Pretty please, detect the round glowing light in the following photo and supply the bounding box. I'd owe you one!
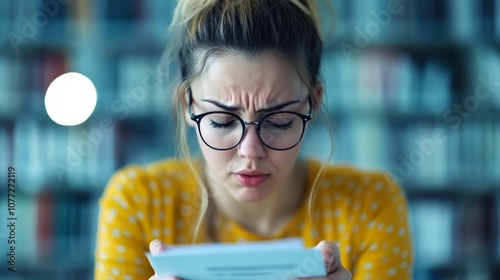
[45,72,97,126]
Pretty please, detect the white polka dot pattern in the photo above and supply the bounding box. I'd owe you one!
[94,159,413,279]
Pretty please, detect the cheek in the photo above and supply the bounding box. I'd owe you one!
[264,148,301,180]
[198,137,233,170]
[271,145,301,165]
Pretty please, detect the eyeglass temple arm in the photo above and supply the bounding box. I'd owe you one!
[307,96,313,116]
[187,88,195,116]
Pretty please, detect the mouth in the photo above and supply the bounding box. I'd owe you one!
[233,170,270,187]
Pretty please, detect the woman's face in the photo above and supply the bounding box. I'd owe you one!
[188,53,314,203]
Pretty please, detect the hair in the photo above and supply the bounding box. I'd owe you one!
[163,0,336,243]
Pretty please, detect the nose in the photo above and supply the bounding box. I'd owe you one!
[237,125,266,159]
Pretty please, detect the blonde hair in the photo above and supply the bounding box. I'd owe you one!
[164,0,335,243]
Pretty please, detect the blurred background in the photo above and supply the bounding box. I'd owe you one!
[0,0,499,279]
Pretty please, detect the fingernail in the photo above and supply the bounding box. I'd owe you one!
[324,252,334,266]
[156,244,166,253]
[151,240,165,254]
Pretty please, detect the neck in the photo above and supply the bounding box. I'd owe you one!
[206,159,307,237]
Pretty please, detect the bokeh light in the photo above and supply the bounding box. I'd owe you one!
[44,72,97,126]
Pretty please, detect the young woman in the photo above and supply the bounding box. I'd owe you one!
[95,1,413,279]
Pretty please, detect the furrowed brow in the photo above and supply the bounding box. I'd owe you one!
[201,99,301,113]
[256,100,301,113]
[201,99,240,111]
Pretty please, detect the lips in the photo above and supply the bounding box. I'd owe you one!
[234,170,270,187]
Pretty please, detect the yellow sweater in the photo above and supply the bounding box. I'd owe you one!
[95,158,413,279]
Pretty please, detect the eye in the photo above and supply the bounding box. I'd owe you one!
[209,120,234,128]
[264,116,294,131]
[269,120,293,131]
[208,117,238,129]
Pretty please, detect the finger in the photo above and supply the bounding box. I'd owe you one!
[295,267,351,280]
[163,276,182,280]
[314,241,343,273]
[149,274,182,280]
[149,239,167,255]
[333,268,352,279]
[149,241,180,279]
[314,241,334,269]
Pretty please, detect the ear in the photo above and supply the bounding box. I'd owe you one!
[184,88,196,128]
[311,82,324,112]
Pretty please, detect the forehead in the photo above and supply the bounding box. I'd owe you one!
[191,52,307,101]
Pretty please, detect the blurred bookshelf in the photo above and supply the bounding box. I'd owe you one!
[0,0,499,279]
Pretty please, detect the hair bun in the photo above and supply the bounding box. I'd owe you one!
[171,0,218,26]
[171,0,325,37]
[290,0,322,34]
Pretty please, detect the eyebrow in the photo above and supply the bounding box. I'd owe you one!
[200,99,301,113]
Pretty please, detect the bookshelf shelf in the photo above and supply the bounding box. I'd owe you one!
[10,107,500,125]
[405,185,500,198]
[327,37,500,52]
[1,0,499,279]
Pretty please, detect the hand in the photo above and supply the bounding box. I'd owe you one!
[298,241,352,280]
[148,239,182,280]
[147,239,351,280]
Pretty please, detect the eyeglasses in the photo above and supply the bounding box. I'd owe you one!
[188,94,312,151]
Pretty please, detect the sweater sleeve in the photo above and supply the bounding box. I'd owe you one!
[352,174,414,280]
[94,167,155,280]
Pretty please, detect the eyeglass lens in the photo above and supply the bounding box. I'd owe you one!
[198,112,304,150]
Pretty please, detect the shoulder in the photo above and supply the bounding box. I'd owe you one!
[306,158,405,200]
[108,158,194,184]
[101,158,198,199]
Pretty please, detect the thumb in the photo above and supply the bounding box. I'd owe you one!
[149,239,167,255]
[315,240,342,272]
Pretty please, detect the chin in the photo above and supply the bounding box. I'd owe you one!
[232,187,272,203]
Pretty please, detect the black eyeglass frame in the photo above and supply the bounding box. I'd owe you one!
[188,92,313,151]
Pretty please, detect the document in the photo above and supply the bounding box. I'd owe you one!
[146,238,327,280]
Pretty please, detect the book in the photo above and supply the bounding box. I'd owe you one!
[37,191,54,260]
[411,199,455,268]
[497,191,500,260]
[0,126,8,170]
[496,0,500,39]
[117,56,157,117]
[13,118,45,194]
[0,57,11,117]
